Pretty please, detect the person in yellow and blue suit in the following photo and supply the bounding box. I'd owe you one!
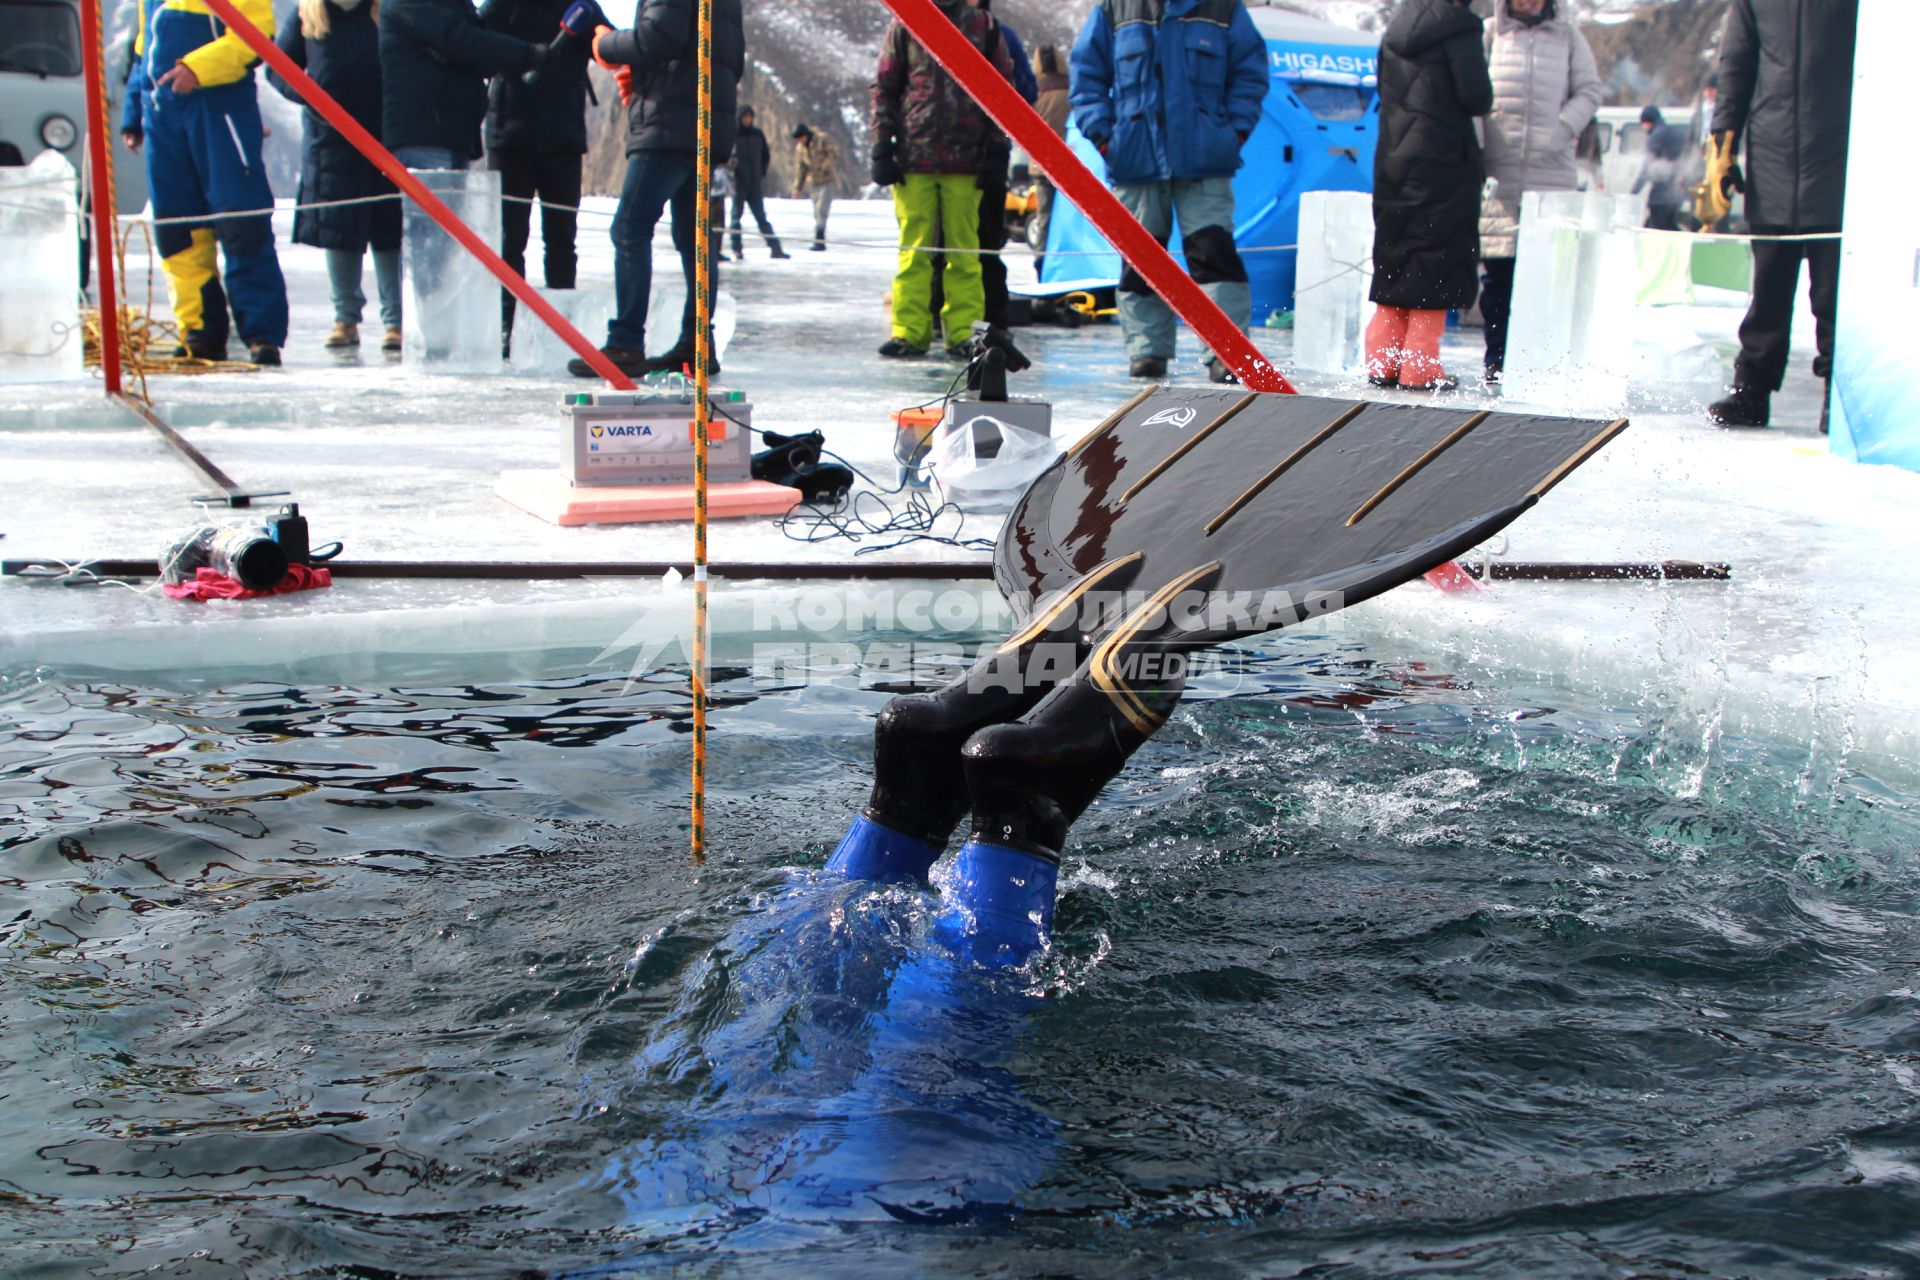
[121,0,290,364]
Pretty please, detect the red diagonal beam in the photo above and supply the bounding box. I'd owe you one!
[196,0,636,389]
[81,0,123,394]
[876,0,1292,393]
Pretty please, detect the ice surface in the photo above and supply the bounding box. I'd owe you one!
[1291,191,1373,378]
[3,195,1918,786]
[0,152,84,384]
[404,169,504,372]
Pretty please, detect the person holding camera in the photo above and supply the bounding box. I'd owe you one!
[379,0,551,170]
[869,0,1016,359]
[480,0,605,342]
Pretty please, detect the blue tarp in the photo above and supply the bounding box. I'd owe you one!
[1038,16,1380,323]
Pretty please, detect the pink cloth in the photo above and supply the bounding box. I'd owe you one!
[162,563,333,601]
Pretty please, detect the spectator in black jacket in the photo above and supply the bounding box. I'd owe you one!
[481,0,602,345]
[1364,0,1492,392]
[379,0,547,169]
[1704,0,1857,430]
[270,0,403,354]
[728,107,786,260]
[1633,105,1687,231]
[570,0,744,378]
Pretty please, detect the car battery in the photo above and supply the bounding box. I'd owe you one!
[564,383,753,486]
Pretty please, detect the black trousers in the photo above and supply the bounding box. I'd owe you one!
[1478,256,1515,375]
[1645,203,1681,232]
[729,188,778,255]
[929,183,1010,330]
[492,148,583,331]
[1737,226,1841,391]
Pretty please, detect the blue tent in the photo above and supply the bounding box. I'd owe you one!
[1035,9,1379,323]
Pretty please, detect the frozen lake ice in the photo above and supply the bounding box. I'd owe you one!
[2,195,1916,784]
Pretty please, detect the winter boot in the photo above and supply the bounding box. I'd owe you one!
[878,337,925,358]
[1128,356,1168,379]
[770,238,790,259]
[1820,378,1831,436]
[381,327,403,354]
[172,331,228,362]
[730,231,744,259]
[1707,383,1770,428]
[247,342,282,367]
[323,322,359,349]
[568,345,650,378]
[810,223,827,251]
[645,333,719,376]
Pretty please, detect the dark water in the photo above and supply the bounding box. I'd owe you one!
[2,636,1918,1279]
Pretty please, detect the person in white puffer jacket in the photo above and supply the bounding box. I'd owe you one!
[1476,0,1601,383]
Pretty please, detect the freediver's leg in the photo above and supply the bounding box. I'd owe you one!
[941,562,1224,966]
[828,554,1145,883]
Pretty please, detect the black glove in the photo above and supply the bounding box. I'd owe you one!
[1722,161,1745,197]
[870,145,903,188]
[522,40,553,81]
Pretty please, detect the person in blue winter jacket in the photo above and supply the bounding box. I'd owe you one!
[121,0,290,365]
[1070,0,1266,382]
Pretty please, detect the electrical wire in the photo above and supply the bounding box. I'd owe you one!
[705,386,1000,557]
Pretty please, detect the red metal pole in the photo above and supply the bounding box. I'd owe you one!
[79,0,123,395]
[195,0,637,389]
[874,0,1292,394]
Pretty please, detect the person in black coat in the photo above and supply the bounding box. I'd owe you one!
[271,0,404,353]
[727,106,786,260]
[1704,0,1857,430]
[1365,0,1493,392]
[378,0,546,167]
[480,0,602,346]
[569,0,744,377]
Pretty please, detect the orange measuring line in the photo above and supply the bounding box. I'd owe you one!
[195,0,636,390]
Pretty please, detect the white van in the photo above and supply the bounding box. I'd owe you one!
[1,0,150,281]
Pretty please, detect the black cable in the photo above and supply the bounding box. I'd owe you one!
[706,399,996,556]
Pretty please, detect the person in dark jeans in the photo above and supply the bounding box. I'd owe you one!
[1704,0,1856,430]
[571,0,743,378]
[728,106,786,259]
[481,0,603,346]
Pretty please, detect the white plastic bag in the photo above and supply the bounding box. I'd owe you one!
[926,415,1062,512]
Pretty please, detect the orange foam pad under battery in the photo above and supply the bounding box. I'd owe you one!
[495,470,803,527]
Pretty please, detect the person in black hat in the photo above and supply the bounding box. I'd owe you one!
[1633,105,1687,231]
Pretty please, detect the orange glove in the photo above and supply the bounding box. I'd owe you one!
[591,25,634,104]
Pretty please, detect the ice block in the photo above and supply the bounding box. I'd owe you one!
[1503,191,1642,412]
[507,287,612,370]
[0,152,84,384]
[403,168,504,372]
[1291,190,1374,378]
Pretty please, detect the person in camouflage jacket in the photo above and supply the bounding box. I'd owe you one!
[869,0,1015,356]
[791,123,839,250]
